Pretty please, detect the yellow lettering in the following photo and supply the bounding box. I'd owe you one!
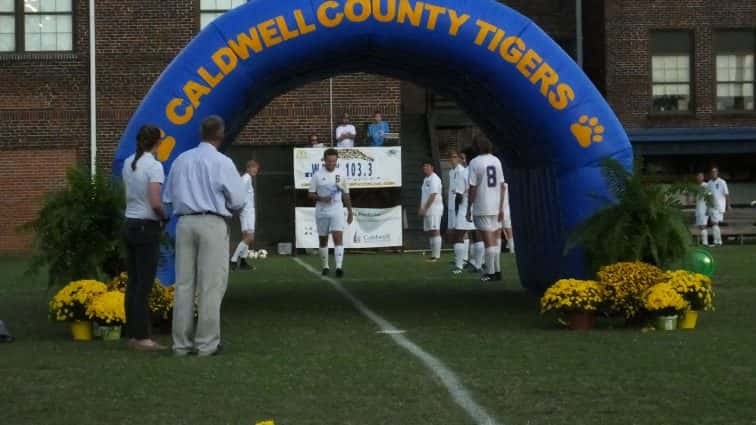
[212,47,238,75]
[156,136,176,162]
[397,0,424,27]
[275,15,300,41]
[530,62,559,97]
[228,28,263,60]
[345,0,371,22]
[166,98,194,125]
[293,9,316,34]
[183,80,211,108]
[317,1,344,28]
[447,9,469,36]
[198,66,223,88]
[474,19,497,46]
[488,29,505,52]
[258,18,282,47]
[500,36,525,63]
[516,49,542,79]
[372,0,396,23]
[549,83,575,110]
[423,4,446,30]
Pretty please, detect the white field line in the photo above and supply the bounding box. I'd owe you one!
[293,257,502,425]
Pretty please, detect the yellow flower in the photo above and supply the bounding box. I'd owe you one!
[86,291,126,325]
[643,282,688,315]
[598,262,666,319]
[664,270,714,311]
[540,279,605,314]
[49,280,108,322]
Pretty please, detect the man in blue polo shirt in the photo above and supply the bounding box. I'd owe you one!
[367,111,390,146]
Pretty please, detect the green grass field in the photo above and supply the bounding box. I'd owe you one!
[1,247,755,425]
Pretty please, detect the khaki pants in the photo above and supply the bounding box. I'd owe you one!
[172,215,229,355]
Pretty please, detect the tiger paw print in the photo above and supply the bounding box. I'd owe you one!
[571,115,605,148]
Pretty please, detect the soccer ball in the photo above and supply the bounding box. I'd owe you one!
[247,250,259,260]
[258,249,268,259]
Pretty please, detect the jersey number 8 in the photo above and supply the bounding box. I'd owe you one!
[486,166,497,188]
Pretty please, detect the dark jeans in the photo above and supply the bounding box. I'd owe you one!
[123,218,162,340]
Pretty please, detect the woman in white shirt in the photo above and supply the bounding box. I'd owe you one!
[122,125,169,351]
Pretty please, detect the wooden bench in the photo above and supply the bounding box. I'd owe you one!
[684,208,756,245]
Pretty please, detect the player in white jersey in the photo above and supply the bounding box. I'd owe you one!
[309,148,353,277]
[420,160,444,262]
[230,160,260,270]
[450,149,477,274]
[707,167,730,246]
[466,138,507,282]
[694,172,710,246]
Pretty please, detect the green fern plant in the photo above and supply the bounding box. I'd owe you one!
[566,158,706,274]
[21,167,125,287]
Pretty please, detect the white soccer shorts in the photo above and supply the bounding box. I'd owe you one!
[454,209,476,231]
[474,215,501,232]
[695,212,708,227]
[423,215,442,232]
[447,208,457,230]
[316,212,346,236]
[708,209,724,224]
[240,207,256,233]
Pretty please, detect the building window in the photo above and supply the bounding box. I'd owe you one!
[650,31,692,113]
[200,0,245,30]
[0,0,73,52]
[715,31,755,112]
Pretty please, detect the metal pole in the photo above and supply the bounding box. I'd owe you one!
[89,0,97,175]
[576,0,584,68]
[329,77,334,146]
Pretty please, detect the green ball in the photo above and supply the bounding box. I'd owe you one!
[686,248,716,277]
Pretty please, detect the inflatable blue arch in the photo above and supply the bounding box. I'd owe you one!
[113,0,633,292]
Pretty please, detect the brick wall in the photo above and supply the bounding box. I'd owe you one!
[603,0,756,129]
[0,148,78,252]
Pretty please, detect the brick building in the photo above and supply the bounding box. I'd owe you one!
[1,0,755,252]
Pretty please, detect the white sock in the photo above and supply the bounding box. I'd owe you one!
[474,241,485,269]
[463,238,470,262]
[507,237,515,254]
[494,245,501,273]
[485,247,497,275]
[320,247,329,270]
[712,225,722,245]
[335,245,345,269]
[453,243,466,269]
[231,241,248,262]
[700,229,708,246]
[431,236,442,259]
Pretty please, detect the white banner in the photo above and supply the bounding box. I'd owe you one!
[293,147,402,189]
[295,206,403,249]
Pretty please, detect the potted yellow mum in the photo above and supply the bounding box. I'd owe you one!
[49,280,108,341]
[643,282,689,331]
[666,270,714,329]
[540,279,605,330]
[86,291,126,341]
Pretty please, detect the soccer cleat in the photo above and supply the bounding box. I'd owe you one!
[322,268,330,276]
[335,268,344,278]
[452,268,463,275]
[480,274,496,283]
[229,261,238,271]
[426,257,439,263]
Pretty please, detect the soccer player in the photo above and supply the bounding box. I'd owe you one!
[419,160,444,262]
[466,138,507,282]
[451,149,477,274]
[309,148,353,277]
[230,160,260,270]
[707,167,730,246]
[695,172,710,246]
